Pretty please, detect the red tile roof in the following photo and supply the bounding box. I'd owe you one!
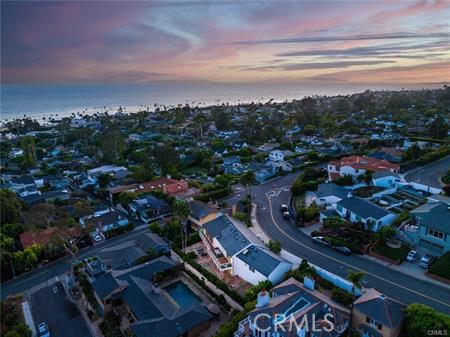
[333,155,399,172]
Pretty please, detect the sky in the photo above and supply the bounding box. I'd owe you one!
[1,0,449,85]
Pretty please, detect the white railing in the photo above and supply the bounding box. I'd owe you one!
[199,231,232,271]
[234,317,249,337]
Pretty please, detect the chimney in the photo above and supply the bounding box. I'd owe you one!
[256,288,270,308]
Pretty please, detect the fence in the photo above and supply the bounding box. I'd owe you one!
[184,263,243,311]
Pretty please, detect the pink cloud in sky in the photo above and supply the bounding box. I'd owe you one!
[1,0,449,84]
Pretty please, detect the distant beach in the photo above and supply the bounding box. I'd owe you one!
[0,82,442,122]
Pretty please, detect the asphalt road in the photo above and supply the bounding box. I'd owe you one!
[1,225,150,300]
[30,282,92,337]
[249,173,450,314]
[404,155,450,188]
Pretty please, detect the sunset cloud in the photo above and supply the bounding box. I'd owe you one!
[1,0,449,84]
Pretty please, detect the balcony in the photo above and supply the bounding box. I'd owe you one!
[199,230,232,271]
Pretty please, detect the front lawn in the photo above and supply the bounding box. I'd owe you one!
[429,252,450,280]
[372,242,410,263]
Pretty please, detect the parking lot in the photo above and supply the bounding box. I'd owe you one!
[30,282,92,337]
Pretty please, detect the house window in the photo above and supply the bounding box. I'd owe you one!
[366,316,382,330]
[427,228,446,241]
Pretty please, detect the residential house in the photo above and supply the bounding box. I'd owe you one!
[269,150,285,162]
[372,171,403,189]
[95,232,171,270]
[87,165,129,179]
[235,277,350,337]
[109,177,199,198]
[43,189,71,202]
[336,197,397,231]
[129,195,170,223]
[314,183,350,208]
[352,288,404,337]
[89,256,213,337]
[188,200,221,227]
[328,156,399,181]
[410,202,450,255]
[5,175,39,197]
[81,210,129,233]
[200,215,292,285]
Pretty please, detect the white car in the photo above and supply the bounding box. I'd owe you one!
[92,234,102,242]
[406,250,418,262]
[38,322,50,337]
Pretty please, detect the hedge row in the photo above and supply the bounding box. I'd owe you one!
[214,301,256,337]
[194,187,230,202]
[185,269,231,311]
[104,223,134,239]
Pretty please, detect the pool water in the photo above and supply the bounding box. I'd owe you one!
[165,281,202,307]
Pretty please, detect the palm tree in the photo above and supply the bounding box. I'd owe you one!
[347,270,365,296]
[173,199,191,251]
[240,170,256,224]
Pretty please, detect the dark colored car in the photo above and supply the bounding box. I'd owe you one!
[332,245,352,255]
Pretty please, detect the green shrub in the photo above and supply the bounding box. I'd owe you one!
[214,301,256,337]
[428,252,450,280]
[318,277,334,290]
[331,287,353,306]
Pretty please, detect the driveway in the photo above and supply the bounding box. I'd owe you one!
[248,173,450,314]
[30,282,92,337]
[404,155,450,188]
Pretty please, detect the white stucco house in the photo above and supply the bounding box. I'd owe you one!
[269,150,285,162]
[372,170,404,188]
[336,196,397,231]
[199,215,292,285]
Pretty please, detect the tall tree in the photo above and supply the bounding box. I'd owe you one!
[0,190,22,224]
[100,123,125,162]
[404,303,450,337]
[240,170,256,224]
[428,115,448,139]
[172,199,191,251]
[20,136,37,167]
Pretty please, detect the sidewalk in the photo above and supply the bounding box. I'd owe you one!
[359,253,450,290]
[250,203,270,244]
[298,225,450,290]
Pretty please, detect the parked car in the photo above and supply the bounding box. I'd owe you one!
[406,250,418,262]
[91,234,102,242]
[419,254,436,268]
[312,236,330,247]
[332,245,352,255]
[38,322,50,337]
[280,204,288,212]
[282,211,290,219]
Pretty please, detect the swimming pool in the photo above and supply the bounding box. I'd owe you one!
[165,281,202,307]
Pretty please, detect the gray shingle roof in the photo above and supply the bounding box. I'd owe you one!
[189,200,217,220]
[237,245,289,277]
[92,272,121,300]
[317,183,349,199]
[203,216,251,256]
[372,170,401,179]
[411,202,450,233]
[114,255,176,284]
[354,291,404,329]
[337,196,392,220]
[131,306,212,337]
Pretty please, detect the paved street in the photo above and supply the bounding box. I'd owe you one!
[404,155,450,188]
[248,173,450,314]
[1,225,149,300]
[30,282,92,337]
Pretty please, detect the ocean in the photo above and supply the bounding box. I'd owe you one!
[0,82,439,122]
